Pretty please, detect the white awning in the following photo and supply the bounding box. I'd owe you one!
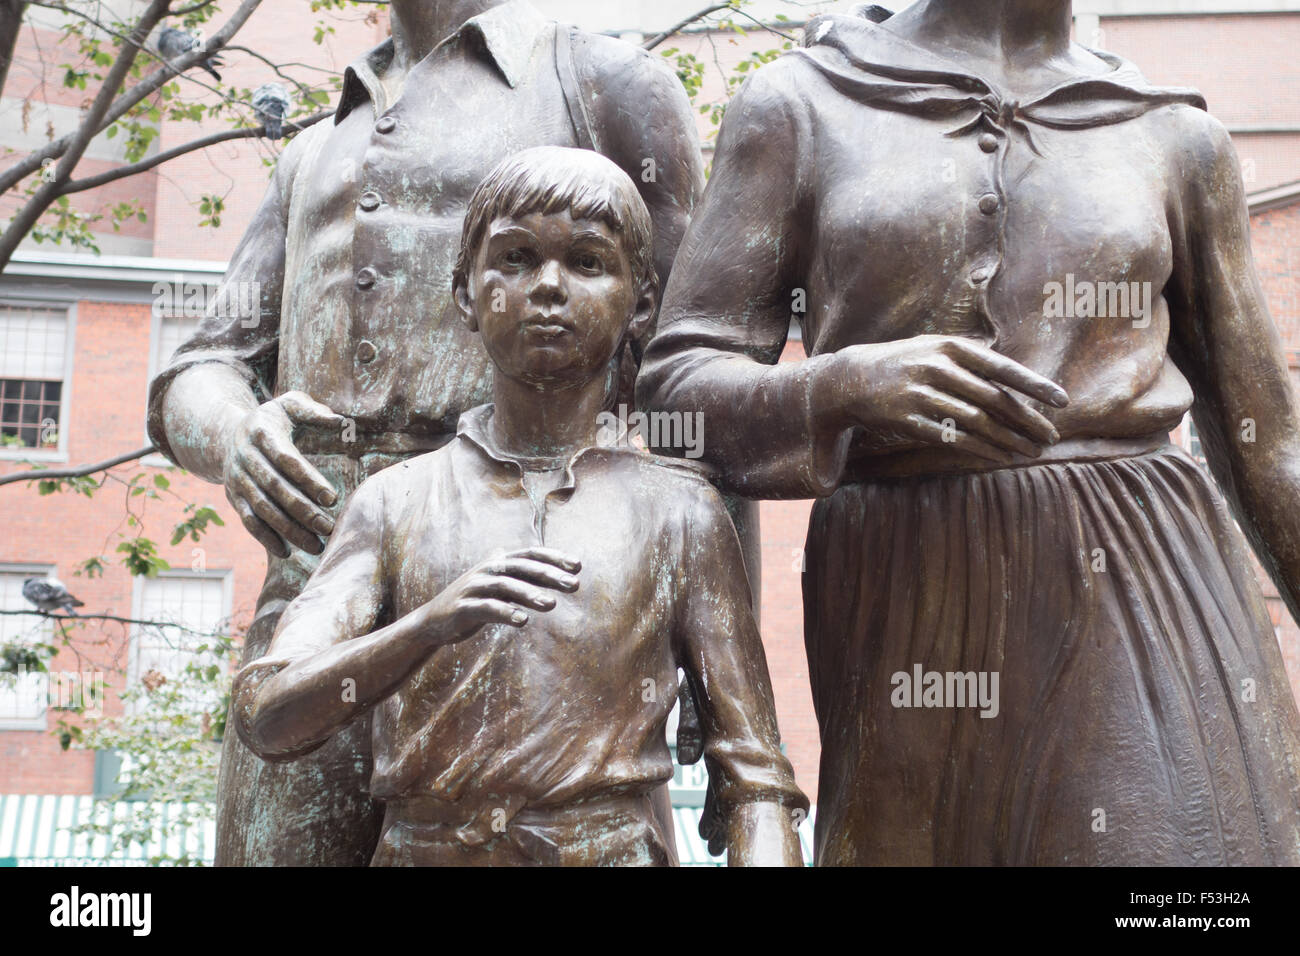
[0,794,214,866]
[0,795,814,866]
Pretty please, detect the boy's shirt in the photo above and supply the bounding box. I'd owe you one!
[232,404,807,841]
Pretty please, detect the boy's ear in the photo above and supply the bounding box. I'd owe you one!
[453,275,478,333]
[625,282,657,348]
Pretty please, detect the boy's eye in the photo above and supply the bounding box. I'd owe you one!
[501,248,534,269]
[573,253,603,275]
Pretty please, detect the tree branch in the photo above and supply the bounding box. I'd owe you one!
[0,608,228,639]
[0,0,171,266]
[0,445,155,487]
[223,43,326,99]
[61,109,330,194]
[0,0,24,94]
[169,0,220,16]
[643,3,735,51]
[0,0,263,219]
[728,7,798,43]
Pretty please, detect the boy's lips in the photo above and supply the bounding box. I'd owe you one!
[522,314,574,337]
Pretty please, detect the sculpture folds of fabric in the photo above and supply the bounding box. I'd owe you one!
[148,0,705,866]
[639,11,1300,865]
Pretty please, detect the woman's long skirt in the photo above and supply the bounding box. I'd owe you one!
[804,445,1300,865]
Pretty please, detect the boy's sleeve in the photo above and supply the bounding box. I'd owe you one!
[231,474,388,759]
[673,481,809,833]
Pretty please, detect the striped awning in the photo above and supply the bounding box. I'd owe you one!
[0,795,813,866]
[0,794,214,866]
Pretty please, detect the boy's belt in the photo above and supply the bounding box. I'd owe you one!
[385,792,656,848]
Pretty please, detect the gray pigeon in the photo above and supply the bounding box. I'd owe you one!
[158,26,223,82]
[852,4,895,21]
[252,83,291,140]
[22,577,84,615]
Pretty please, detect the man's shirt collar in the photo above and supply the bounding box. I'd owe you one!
[336,0,552,124]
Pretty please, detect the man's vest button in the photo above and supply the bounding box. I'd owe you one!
[359,191,382,212]
[978,133,998,153]
[356,267,377,289]
[356,340,378,364]
[375,116,397,134]
[978,194,1000,215]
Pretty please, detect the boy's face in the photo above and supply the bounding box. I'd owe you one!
[457,208,652,388]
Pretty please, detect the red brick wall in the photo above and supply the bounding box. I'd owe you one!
[758,342,819,800]
[1249,201,1300,703]
[1,23,161,251]
[1096,14,1300,192]
[0,299,266,794]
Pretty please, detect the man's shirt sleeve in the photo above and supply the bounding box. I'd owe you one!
[146,122,323,463]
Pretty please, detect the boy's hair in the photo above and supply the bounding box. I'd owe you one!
[453,146,656,298]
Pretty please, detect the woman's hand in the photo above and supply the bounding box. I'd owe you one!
[815,335,1070,461]
[415,547,581,648]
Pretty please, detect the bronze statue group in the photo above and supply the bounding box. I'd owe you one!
[149,1,1300,866]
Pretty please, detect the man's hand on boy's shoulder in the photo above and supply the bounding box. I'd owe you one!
[411,547,582,647]
[223,390,349,559]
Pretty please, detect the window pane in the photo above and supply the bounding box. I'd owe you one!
[131,575,228,715]
[157,315,201,370]
[0,571,53,722]
[1,380,62,448]
[0,306,68,380]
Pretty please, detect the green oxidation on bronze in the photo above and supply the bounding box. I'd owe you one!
[230,147,806,866]
[638,0,1300,865]
[146,1,707,867]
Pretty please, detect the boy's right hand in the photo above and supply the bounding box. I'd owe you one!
[418,547,581,646]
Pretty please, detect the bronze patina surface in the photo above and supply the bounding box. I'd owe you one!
[148,0,705,866]
[639,0,1300,865]
[233,148,807,866]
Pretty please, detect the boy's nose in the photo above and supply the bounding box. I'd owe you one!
[529,259,567,304]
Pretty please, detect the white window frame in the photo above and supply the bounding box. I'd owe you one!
[0,562,57,731]
[0,300,76,463]
[127,568,232,715]
[141,306,205,469]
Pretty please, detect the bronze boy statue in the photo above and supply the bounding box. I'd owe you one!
[230,147,807,866]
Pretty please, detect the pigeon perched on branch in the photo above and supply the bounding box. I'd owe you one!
[252,83,292,140]
[158,26,223,82]
[22,577,84,616]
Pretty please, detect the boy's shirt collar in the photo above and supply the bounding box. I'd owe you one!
[337,0,552,123]
[455,402,629,491]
